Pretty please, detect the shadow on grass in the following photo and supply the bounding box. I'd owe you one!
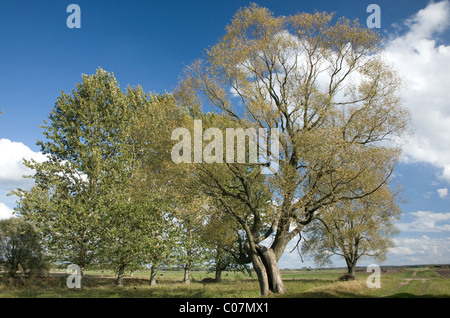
[2,272,448,298]
[385,293,450,298]
[277,290,449,298]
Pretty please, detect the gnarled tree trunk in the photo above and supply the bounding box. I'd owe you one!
[254,245,286,295]
[250,250,270,296]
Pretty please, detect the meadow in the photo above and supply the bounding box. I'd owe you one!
[0,266,449,298]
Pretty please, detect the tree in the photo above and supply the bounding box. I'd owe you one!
[13,68,130,281]
[94,87,179,286]
[98,194,161,286]
[12,69,162,285]
[176,5,410,295]
[200,203,251,282]
[301,184,401,279]
[128,89,195,285]
[173,194,213,284]
[13,158,101,282]
[0,217,49,278]
[146,214,179,286]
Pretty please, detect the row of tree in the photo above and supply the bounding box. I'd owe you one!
[8,75,247,285]
[7,5,410,295]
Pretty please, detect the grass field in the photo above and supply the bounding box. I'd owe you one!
[0,266,449,298]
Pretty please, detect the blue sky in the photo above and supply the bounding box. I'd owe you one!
[0,0,449,268]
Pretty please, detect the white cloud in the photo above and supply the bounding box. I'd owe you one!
[397,210,450,232]
[0,139,47,218]
[437,187,448,198]
[384,0,450,183]
[0,202,14,220]
[389,245,415,256]
[0,138,47,192]
[388,236,450,265]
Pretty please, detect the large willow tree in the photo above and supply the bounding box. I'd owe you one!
[176,5,410,295]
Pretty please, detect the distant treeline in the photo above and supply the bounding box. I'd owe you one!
[283,264,450,272]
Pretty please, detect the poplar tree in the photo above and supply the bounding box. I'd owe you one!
[12,69,163,284]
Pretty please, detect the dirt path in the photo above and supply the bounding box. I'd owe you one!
[398,271,429,287]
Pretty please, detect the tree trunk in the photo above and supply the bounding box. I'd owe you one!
[347,264,355,276]
[183,263,190,284]
[149,265,157,286]
[345,259,356,279]
[116,265,126,286]
[215,267,222,283]
[80,267,84,288]
[257,245,286,294]
[250,250,270,296]
[8,267,17,278]
[250,245,287,296]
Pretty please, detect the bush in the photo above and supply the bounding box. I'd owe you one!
[201,277,216,284]
[338,273,355,281]
[0,217,49,278]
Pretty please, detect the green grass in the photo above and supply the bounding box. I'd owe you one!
[1,267,449,298]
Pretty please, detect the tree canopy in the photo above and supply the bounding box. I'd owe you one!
[9,4,411,297]
[301,183,402,278]
[176,4,410,295]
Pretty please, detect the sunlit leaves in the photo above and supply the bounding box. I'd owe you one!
[176,4,410,262]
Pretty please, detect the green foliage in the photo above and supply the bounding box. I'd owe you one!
[176,4,410,295]
[0,217,49,278]
[11,69,181,278]
[301,184,402,272]
[7,4,413,296]
[200,204,252,278]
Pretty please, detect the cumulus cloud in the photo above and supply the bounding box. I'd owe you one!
[437,187,448,198]
[397,210,450,232]
[0,138,47,192]
[0,139,47,217]
[389,236,450,265]
[384,0,450,183]
[389,245,415,256]
[0,202,14,220]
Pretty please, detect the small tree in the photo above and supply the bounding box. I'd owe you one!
[175,206,212,284]
[200,203,251,282]
[301,184,401,279]
[147,214,179,286]
[0,217,49,278]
